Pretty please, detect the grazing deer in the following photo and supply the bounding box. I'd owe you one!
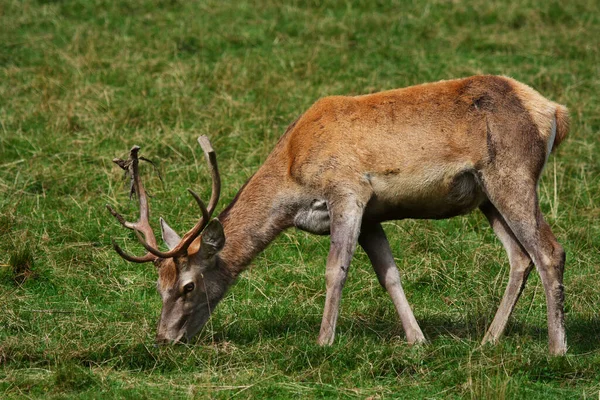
[107,75,569,355]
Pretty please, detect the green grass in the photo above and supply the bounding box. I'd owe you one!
[1,0,600,398]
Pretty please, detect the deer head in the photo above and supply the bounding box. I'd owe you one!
[107,136,229,343]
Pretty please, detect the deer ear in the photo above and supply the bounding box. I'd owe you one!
[160,217,181,250]
[200,219,225,258]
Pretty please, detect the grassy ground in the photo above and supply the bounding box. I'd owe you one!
[1,0,600,398]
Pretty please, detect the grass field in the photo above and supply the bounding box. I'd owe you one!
[1,0,600,398]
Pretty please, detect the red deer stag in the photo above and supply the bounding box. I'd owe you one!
[107,75,569,355]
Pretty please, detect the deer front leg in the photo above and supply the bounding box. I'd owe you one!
[359,223,426,345]
[480,202,534,345]
[317,197,364,346]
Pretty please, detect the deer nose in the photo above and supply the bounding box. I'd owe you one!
[155,334,170,345]
[155,332,187,345]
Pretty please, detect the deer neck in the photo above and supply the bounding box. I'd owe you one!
[216,164,294,277]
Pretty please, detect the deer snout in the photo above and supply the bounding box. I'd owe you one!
[155,334,170,345]
[156,320,188,344]
[155,331,188,345]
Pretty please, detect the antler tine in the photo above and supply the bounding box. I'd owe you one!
[134,190,210,258]
[197,135,221,217]
[112,240,157,263]
[188,189,211,225]
[107,145,160,263]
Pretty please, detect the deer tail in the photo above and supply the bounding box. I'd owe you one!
[551,104,570,153]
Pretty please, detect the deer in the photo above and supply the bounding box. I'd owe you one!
[107,75,569,355]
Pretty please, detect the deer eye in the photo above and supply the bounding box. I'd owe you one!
[183,282,195,293]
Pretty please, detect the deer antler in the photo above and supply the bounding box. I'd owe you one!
[198,135,220,217]
[107,136,221,263]
[106,145,160,263]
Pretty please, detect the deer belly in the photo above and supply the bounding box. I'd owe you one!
[365,167,485,220]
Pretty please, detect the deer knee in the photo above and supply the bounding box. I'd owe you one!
[325,265,348,290]
[372,266,401,290]
[384,269,401,289]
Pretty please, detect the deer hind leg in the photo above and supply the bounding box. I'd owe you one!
[482,174,566,355]
[317,195,365,346]
[479,202,534,345]
[359,223,426,345]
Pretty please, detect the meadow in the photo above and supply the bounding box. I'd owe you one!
[1,0,600,398]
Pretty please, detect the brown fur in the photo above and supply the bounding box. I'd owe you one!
[157,258,178,291]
